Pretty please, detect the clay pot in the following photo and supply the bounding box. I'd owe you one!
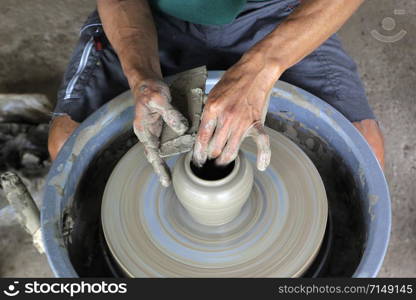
[172,151,254,226]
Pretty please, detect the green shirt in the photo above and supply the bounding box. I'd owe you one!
[150,0,268,25]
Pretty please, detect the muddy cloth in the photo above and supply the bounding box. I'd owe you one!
[54,0,375,123]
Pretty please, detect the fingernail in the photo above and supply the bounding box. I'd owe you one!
[215,156,227,166]
[257,152,271,171]
[206,144,215,160]
[258,164,266,172]
[215,159,224,166]
[257,156,266,171]
[160,177,170,187]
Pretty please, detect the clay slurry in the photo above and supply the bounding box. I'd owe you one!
[190,159,235,181]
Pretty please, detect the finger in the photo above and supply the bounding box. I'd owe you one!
[160,104,189,135]
[148,114,163,137]
[207,119,231,159]
[144,145,171,187]
[136,127,171,187]
[248,123,271,171]
[133,106,171,186]
[216,129,245,166]
[133,102,149,133]
[193,110,217,167]
[147,96,189,135]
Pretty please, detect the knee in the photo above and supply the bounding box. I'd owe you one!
[48,115,80,161]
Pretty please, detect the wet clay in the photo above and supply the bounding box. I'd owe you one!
[0,171,44,253]
[159,66,207,157]
[172,152,253,226]
[65,118,365,277]
[0,94,52,123]
[101,128,327,277]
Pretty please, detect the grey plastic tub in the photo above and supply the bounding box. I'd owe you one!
[42,71,391,277]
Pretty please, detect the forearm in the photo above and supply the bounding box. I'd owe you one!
[243,0,364,83]
[97,0,161,89]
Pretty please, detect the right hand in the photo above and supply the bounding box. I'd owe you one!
[132,79,189,187]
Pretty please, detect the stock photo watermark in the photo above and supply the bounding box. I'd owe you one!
[371,8,408,43]
[2,281,128,297]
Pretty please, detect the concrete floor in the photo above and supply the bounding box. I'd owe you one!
[0,0,415,277]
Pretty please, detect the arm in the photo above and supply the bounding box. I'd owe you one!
[97,0,161,87]
[247,0,365,76]
[98,0,189,186]
[194,0,384,169]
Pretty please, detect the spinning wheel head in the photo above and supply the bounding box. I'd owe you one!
[101,128,328,277]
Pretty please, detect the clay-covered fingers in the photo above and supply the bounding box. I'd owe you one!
[215,130,245,166]
[133,102,171,187]
[193,110,217,167]
[147,99,189,135]
[247,123,271,171]
[134,123,171,187]
[212,123,270,171]
[133,80,190,186]
[207,119,231,160]
[140,83,189,135]
[194,117,271,171]
[144,144,171,187]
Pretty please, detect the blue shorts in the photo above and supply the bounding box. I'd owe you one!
[54,0,374,123]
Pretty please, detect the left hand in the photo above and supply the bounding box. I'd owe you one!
[353,119,385,169]
[133,79,189,187]
[193,56,278,171]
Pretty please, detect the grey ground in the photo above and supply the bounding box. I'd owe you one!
[0,0,415,277]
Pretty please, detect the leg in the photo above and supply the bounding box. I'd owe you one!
[54,11,129,123]
[280,35,384,167]
[48,115,80,160]
[49,11,130,159]
[281,34,374,122]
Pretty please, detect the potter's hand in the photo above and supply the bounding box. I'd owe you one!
[353,119,385,169]
[193,59,274,171]
[133,79,189,187]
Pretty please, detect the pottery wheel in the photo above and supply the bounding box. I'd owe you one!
[101,128,328,277]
